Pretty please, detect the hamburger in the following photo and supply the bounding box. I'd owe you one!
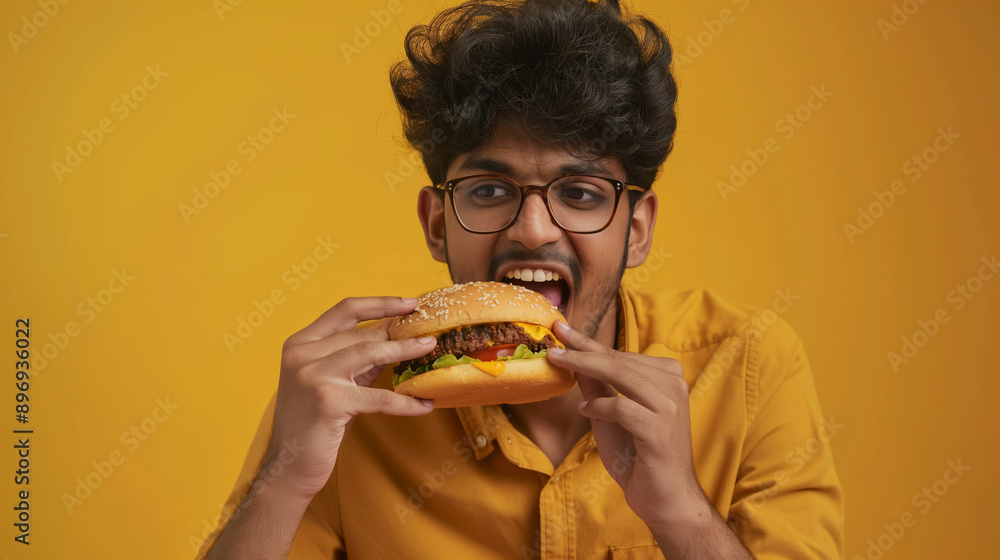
[388,281,574,407]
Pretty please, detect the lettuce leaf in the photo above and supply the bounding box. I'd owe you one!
[392,344,550,387]
[431,353,483,369]
[496,344,546,361]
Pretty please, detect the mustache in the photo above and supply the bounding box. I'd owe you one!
[487,246,582,289]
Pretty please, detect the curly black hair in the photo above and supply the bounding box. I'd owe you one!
[389,0,678,197]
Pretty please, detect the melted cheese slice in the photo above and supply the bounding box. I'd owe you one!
[513,322,549,342]
[512,323,565,349]
[472,361,506,376]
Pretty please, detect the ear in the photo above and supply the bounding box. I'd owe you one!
[417,186,448,263]
[626,190,658,268]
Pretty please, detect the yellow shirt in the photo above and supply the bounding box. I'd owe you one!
[196,283,844,560]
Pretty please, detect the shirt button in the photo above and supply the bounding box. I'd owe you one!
[553,476,561,483]
[476,435,488,449]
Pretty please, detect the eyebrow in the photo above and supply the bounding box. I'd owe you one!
[457,156,614,178]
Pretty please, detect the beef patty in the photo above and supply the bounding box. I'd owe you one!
[394,322,557,375]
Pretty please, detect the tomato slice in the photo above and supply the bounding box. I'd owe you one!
[467,344,519,362]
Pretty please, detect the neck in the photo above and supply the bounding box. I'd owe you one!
[503,292,622,468]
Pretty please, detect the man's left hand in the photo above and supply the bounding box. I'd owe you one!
[546,319,707,528]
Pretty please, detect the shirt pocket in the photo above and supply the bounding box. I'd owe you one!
[608,544,666,560]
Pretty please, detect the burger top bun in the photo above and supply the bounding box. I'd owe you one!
[389,281,565,340]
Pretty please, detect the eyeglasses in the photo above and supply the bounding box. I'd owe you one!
[434,174,646,234]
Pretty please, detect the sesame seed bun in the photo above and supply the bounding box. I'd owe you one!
[388,281,575,408]
[388,281,565,340]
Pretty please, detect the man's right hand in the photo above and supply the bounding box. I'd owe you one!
[204,296,436,560]
[264,296,437,499]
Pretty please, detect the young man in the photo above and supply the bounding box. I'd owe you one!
[199,1,843,558]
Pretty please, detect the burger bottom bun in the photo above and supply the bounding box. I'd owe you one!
[393,359,576,408]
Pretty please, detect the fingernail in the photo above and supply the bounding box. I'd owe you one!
[417,336,436,344]
[402,297,418,304]
[578,400,588,410]
[418,398,434,407]
[549,347,565,355]
[558,320,572,330]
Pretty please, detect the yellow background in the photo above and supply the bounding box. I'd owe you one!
[1,0,997,558]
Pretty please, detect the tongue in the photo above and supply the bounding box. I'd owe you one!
[508,278,564,309]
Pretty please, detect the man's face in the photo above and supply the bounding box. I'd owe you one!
[422,125,654,341]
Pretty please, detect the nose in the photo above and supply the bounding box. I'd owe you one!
[504,191,562,249]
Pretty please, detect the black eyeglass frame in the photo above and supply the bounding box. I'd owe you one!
[433,174,647,234]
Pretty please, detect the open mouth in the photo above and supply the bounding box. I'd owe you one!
[499,268,571,313]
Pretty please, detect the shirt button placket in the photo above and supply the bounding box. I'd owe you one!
[539,472,572,560]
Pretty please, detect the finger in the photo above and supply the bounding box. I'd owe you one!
[289,296,418,345]
[283,328,389,371]
[552,320,610,353]
[553,320,684,381]
[353,363,390,389]
[549,348,666,411]
[308,336,438,381]
[346,386,435,417]
[578,396,656,443]
[549,320,636,401]
[620,353,686,379]
[572,364,617,402]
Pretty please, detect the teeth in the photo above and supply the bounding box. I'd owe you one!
[503,268,562,283]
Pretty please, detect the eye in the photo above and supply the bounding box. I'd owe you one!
[470,182,516,199]
[456,178,520,209]
[553,180,608,207]
[559,186,597,201]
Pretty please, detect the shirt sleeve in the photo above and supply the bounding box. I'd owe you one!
[727,317,845,560]
[193,391,346,560]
